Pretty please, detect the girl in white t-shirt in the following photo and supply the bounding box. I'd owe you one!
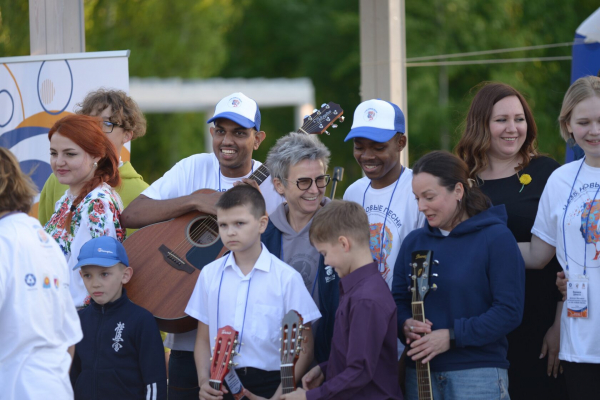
[44,115,125,307]
[519,75,600,399]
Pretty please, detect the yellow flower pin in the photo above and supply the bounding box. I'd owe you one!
[519,173,532,192]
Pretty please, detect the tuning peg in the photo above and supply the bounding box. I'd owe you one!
[313,109,318,113]
[432,284,438,291]
[325,131,330,135]
[214,337,217,340]
[321,103,326,107]
[407,285,411,291]
[304,115,309,120]
[432,273,438,277]
[433,260,439,265]
[332,124,338,129]
[280,327,282,330]
[339,116,345,122]
[210,357,213,361]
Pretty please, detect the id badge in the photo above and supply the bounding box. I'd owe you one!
[224,369,246,400]
[567,276,589,318]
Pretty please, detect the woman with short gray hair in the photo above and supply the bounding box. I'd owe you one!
[262,132,339,365]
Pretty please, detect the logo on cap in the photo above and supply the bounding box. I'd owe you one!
[25,273,36,287]
[97,248,113,254]
[230,97,242,108]
[364,108,377,122]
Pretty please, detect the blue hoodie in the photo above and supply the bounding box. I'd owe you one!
[70,289,167,400]
[262,220,340,364]
[392,205,524,371]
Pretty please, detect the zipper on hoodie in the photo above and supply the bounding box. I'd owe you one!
[92,305,105,400]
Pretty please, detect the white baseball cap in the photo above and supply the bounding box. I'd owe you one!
[344,99,405,142]
[207,92,262,131]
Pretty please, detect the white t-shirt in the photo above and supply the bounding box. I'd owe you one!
[185,245,321,371]
[343,169,425,289]
[143,153,284,351]
[142,153,283,215]
[533,160,600,363]
[0,213,83,400]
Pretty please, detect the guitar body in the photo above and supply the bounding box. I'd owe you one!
[125,189,227,333]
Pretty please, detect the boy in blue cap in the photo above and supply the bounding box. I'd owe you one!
[70,236,167,400]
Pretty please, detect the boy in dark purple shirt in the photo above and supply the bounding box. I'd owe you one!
[281,200,403,400]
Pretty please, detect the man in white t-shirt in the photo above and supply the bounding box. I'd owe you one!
[343,99,425,290]
[0,212,83,400]
[120,92,283,399]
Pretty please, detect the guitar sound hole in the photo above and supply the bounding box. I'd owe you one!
[187,216,220,248]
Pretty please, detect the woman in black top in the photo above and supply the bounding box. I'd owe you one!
[455,82,567,400]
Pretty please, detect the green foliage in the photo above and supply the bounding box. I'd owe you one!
[1,0,599,193]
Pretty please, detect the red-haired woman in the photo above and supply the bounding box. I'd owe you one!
[44,114,126,308]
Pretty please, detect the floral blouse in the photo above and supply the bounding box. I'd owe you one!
[45,183,126,306]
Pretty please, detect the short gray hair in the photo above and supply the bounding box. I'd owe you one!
[265,132,331,186]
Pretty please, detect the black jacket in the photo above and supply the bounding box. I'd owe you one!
[70,289,167,400]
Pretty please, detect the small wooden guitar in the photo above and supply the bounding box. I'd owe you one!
[410,250,438,400]
[124,103,344,333]
[280,310,306,394]
[209,326,239,392]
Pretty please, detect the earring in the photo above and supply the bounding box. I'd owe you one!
[93,161,98,167]
[567,134,576,148]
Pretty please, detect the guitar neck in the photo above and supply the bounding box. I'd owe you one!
[412,301,433,400]
[280,364,296,394]
[248,164,271,186]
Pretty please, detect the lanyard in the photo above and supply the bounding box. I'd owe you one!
[218,161,254,192]
[362,166,404,273]
[0,211,20,222]
[562,157,600,276]
[280,235,319,297]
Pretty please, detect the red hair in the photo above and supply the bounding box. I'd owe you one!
[48,114,120,228]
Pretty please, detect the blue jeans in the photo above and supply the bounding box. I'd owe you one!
[405,367,510,400]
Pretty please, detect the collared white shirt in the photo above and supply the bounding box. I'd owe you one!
[185,245,321,371]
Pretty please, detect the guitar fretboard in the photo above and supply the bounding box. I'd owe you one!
[248,164,271,186]
[412,301,433,400]
[280,364,295,394]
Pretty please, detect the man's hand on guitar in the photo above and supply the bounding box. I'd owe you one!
[233,178,262,194]
[403,318,432,345]
[190,190,223,215]
[407,328,450,364]
[199,380,228,400]
[280,388,307,400]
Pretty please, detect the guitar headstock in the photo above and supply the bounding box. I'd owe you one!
[209,325,239,390]
[280,310,305,365]
[298,102,344,135]
[410,250,438,302]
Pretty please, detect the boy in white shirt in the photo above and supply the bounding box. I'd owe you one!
[343,99,425,289]
[186,185,321,400]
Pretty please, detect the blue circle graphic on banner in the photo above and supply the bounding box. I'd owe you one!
[0,90,14,128]
[37,60,73,115]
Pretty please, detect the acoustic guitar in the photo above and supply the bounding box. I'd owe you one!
[280,310,306,394]
[209,326,239,391]
[410,250,439,400]
[124,102,344,333]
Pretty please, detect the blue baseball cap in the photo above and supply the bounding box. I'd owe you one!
[73,236,129,270]
[344,99,405,142]
[207,92,262,132]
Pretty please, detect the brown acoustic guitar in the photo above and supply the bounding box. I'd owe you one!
[124,102,344,333]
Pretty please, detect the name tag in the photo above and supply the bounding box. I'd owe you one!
[567,277,589,318]
[224,369,245,400]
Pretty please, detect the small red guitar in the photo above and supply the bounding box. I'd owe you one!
[280,310,306,394]
[209,326,239,392]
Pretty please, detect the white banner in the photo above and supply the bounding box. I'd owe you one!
[0,51,130,217]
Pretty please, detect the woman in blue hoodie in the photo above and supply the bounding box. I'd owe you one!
[392,151,525,400]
